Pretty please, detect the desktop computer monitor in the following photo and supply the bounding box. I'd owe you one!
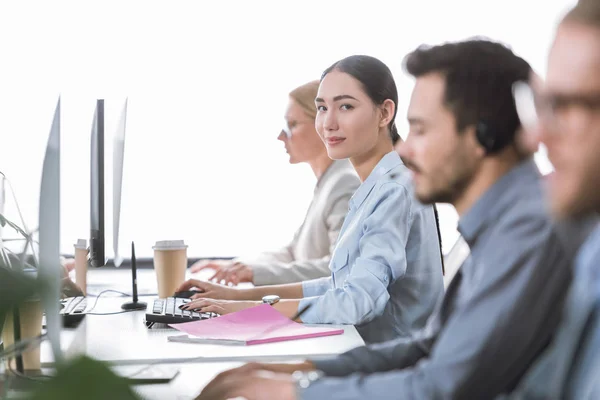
[89,99,106,268]
[37,97,63,362]
[0,174,5,239]
[112,99,127,268]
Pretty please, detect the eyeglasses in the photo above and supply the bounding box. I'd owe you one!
[513,81,600,135]
[282,119,313,138]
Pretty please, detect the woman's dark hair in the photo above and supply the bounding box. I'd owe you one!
[321,55,400,144]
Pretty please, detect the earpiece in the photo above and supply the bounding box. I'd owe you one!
[475,120,512,154]
[475,121,496,153]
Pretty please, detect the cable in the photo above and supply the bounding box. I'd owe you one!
[0,334,47,360]
[2,334,52,382]
[85,291,129,298]
[7,357,52,381]
[87,310,136,316]
[84,289,141,316]
[85,289,131,313]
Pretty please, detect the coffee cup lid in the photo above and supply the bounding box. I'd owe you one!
[153,240,187,251]
[74,239,87,250]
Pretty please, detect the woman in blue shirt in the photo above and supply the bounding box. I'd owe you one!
[179,55,444,344]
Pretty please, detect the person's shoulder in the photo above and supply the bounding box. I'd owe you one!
[370,168,415,210]
[375,164,418,203]
[487,191,572,260]
[321,160,361,194]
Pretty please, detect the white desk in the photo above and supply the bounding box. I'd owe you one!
[42,269,364,366]
[124,360,310,400]
[84,268,162,296]
[124,361,247,400]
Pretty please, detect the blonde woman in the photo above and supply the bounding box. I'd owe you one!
[190,81,360,286]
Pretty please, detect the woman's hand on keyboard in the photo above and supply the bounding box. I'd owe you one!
[176,279,240,300]
[180,298,260,315]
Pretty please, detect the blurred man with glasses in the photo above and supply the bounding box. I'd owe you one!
[507,0,600,398]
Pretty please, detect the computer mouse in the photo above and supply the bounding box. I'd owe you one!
[174,290,204,298]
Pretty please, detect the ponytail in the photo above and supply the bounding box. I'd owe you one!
[390,122,401,146]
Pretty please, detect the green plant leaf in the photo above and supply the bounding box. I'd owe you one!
[28,356,141,400]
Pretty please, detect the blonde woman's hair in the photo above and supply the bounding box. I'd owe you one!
[289,80,320,121]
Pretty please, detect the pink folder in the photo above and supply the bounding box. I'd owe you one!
[168,304,344,345]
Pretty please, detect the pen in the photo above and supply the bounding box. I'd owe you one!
[290,303,312,322]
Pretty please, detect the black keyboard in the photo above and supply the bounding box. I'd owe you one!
[60,296,87,327]
[145,297,217,325]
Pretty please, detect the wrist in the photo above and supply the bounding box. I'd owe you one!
[246,265,254,282]
[230,288,244,301]
[235,262,254,283]
[300,361,316,372]
[231,287,258,301]
[284,361,315,374]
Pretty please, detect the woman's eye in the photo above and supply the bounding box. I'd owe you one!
[340,104,353,111]
[317,105,327,112]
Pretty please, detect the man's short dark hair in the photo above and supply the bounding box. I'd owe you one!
[403,39,531,145]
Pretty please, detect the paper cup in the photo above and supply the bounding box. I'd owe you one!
[153,240,188,298]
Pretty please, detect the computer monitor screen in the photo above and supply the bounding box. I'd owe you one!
[38,97,62,361]
[112,99,127,267]
[89,99,106,268]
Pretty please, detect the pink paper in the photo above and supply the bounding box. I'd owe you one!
[169,304,344,345]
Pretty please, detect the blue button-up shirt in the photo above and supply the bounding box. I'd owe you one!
[299,151,444,344]
[504,221,600,400]
[566,223,600,399]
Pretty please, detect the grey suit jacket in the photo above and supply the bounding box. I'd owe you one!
[237,160,360,286]
[504,221,600,400]
[300,160,585,400]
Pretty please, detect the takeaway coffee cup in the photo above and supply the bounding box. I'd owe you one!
[74,239,88,295]
[153,240,188,298]
[2,299,43,370]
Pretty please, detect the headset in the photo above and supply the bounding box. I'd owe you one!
[475,119,518,154]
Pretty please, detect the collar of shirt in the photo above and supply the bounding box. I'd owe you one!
[349,151,403,210]
[458,158,541,246]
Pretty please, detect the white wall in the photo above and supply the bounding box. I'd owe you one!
[0,0,573,258]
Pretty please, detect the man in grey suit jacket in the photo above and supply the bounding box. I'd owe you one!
[193,41,584,400]
[503,1,600,398]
